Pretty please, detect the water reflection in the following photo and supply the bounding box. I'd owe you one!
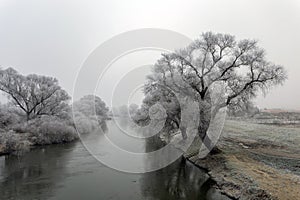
[141,136,230,200]
[0,142,77,199]
[140,158,212,200]
[0,120,229,200]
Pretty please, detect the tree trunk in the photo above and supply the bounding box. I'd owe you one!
[198,100,218,154]
[26,113,30,121]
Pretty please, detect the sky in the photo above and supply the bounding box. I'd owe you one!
[0,0,299,109]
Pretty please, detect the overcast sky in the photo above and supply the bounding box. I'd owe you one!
[0,0,299,109]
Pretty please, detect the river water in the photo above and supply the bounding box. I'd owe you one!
[0,120,229,200]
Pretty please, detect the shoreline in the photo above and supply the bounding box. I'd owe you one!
[185,156,237,200]
[0,138,79,157]
[184,119,300,200]
[2,119,299,199]
[184,152,271,200]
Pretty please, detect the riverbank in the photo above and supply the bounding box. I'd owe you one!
[0,117,79,156]
[0,119,232,200]
[0,132,31,156]
[0,131,79,156]
[185,119,300,200]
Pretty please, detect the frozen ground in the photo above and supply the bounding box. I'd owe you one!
[186,119,300,200]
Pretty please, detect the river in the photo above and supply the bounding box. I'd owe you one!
[0,120,229,200]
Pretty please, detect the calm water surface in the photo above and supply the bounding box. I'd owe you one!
[0,120,229,200]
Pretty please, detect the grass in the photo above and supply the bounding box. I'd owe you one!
[185,118,300,200]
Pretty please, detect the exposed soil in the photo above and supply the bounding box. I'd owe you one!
[185,119,300,200]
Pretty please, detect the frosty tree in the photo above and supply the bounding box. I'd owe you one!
[138,32,287,151]
[0,67,70,120]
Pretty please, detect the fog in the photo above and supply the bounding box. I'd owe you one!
[0,0,299,109]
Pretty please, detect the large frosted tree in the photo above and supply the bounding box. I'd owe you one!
[0,67,70,120]
[139,32,287,151]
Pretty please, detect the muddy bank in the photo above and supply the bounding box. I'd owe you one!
[184,119,300,200]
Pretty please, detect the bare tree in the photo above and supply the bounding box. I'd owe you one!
[142,32,287,150]
[0,67,70,120]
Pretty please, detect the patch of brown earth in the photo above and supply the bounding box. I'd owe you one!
[186,119,300,199]
[188,151,300,200]
[226,154,300,200]
[250,148,300,159]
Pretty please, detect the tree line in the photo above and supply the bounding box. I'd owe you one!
[0,68,109,154]
[0,32,287,157]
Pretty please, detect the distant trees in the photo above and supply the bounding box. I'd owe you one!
[112,104,139,118]
[112,105,128,118]
[139,32,287,151]
[73,95,108,120]
[128,104,139,117]
[73,95,108,134]
[0,68,70,120]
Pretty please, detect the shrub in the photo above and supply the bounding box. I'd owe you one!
[0,130,19,153]
[72,111,100,135]
[72,95,109,134]
[0,104,22,130]
[24,116,78,145]
[0,130,30,154]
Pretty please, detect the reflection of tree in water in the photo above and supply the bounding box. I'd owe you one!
[140,138,213,200]
[0,142,76,199]
[140,159,215,199]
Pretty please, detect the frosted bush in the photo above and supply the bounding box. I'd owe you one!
[0,130,27,153]
[25,116,78,145]
[73,111,99,134]
[72,95,109,134]
[0,105,22,130]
